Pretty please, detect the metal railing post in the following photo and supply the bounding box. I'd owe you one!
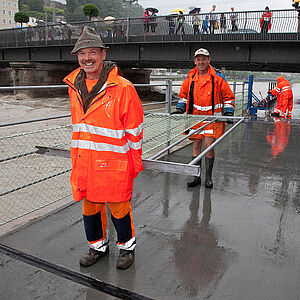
[165,79,172,113]
[233,81,237,96]
[247,74,254,109]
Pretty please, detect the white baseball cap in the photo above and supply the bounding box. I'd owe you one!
[194,48,210,57]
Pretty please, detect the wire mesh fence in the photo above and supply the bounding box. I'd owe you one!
[0,113,210,225]
[0,125,72,225]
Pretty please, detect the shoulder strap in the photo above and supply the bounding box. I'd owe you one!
[188,74,196,114]
[211,75,215,115]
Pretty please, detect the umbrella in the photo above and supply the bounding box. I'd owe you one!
[189,7,201,14]
[104,16,115,24]
[145,7,159,13]
[172,8,186,13]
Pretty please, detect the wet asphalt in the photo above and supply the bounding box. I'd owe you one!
[0,115,300,300]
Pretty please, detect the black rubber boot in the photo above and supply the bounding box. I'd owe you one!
[187,158,201,187]
[205,157,214,188]
[271,112,280,117]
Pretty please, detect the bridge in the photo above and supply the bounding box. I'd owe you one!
[0,9,300,90]
[0,9,299,72]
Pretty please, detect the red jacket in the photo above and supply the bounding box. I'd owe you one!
[260,11,272,30]
[63,67,144,203]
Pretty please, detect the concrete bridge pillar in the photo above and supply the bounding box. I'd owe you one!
[0,63,151,98]
[9,62,77,98]
[121,68,151,85]
[0,64,13,92]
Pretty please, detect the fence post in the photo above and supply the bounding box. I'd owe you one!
[242,82,245,114]
[247,74,254,109]
[165,79,172,113]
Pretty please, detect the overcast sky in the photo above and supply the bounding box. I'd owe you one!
[137,0,294,15]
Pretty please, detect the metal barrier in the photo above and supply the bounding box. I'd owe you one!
[0,81,247,225]
[0,9,299,48]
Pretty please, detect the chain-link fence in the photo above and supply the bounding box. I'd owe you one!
[0,113,207,225]
[0,124,73,225]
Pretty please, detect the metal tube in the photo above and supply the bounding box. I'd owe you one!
[149,118,217,160]
[0,85,68,90]
[0,114,71,128]
[165,79,172,114]
[0,83,169,91]
[189,118,244,165]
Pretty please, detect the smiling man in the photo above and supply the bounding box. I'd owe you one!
[63,26,144,270]
[172,48,235,188]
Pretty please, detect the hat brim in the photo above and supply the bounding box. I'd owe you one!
[71,41,109,55]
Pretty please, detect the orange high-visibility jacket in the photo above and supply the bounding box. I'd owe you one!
[270,76,293,101]
[178,65,235,116]
[63,67,144,203]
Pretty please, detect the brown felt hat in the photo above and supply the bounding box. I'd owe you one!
[71,26,108,54]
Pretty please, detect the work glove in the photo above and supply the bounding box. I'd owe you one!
[223,112,234,124]
[170,109,184,115]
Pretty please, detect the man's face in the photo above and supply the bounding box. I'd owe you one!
[194,55,210,73]
[77,47,106,80]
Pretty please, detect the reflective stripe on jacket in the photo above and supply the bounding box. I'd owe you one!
[63,67,144,203]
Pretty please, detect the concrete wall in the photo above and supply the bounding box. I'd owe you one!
[9,62,77,97]
[0,62,151,98]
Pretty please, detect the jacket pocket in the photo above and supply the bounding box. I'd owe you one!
[95,159,128,172]
[89,159,132,199]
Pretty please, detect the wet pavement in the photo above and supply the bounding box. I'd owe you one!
[1,116,300,299]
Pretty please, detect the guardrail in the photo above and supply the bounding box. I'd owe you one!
[0,9,299,48]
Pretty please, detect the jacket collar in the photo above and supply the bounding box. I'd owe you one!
[188,64,216,79]
[63,65,119,88]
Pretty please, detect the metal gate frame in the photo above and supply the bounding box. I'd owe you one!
[36,114,244,177]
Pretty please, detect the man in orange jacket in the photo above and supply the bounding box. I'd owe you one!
[63,26,144,270]
[172,48,235,188]
[269,76,293,119]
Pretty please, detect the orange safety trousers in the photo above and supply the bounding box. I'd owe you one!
[82,198,135,251]
[274,97,293,119]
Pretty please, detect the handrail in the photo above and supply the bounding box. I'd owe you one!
[0,9,299,48]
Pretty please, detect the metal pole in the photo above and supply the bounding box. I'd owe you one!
[189,118,244,165]
[242,82,245,114]
[232,81,237,96]
[165,79,172,113]
[45,0,48,44]
[149,118,217,160]
[247,74,254,109]
[0,114,71,128]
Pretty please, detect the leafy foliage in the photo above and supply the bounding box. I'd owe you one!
[82,3,99,20]
[17,0,145,23]
[14,11,30,26]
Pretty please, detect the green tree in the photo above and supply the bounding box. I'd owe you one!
[14,11,29,27]
[82,3,99,20]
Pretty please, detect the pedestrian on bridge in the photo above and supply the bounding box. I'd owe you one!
[63,26,144,270]
[176,11,186,34]
[171,48,235,188]
[260,6,272,34]
[269,76,293,119]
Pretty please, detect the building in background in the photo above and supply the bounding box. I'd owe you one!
[0,0,18,29]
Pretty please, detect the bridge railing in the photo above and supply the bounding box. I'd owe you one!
[0,9,299,48]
